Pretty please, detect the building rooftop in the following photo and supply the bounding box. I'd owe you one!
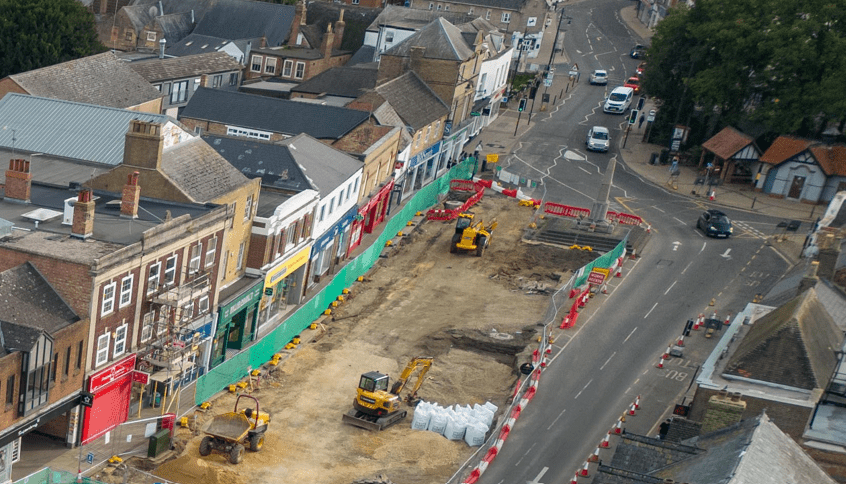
[277,134,362,198]
[191,0,295,47]
[203,134,313,193]
[366,5,477,32]
[128,52,242,83]
[382,17,475,61]
[290,66,377,99]
[373,71,449,131]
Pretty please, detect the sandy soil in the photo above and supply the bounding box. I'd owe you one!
[149,194,596,484]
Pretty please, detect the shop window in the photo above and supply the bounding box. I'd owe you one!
[141,311,155,343]
[95,333,110,366]
[101,282,116,315]
[113,324,128,357]
[189,243,201,274]
[119,275,133,308]
[205,236,217,268]
[147,262,161,294]
[164,255,177,285]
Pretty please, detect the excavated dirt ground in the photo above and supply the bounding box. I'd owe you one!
[149,194,596,484]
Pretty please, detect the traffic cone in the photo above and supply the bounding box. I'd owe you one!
[724,313,732,325]
[570,474,579,484]
[560,314,570,329]
[657,356,665,368]
[601,284,608,294]
[588,446,601,462]
[663,346,671,359]
[600,433,610,448]
[620,413,626,423]
[677,335,685,347]
[615,265,622,277]
[693,314,702,330]
[634,395,641,410]
[579,461,590,477]
[628,403,636,416]
[578,294,586,308]
[709,190,715,201]
[612,420,622,434]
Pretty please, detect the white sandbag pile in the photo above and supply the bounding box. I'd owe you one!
[411,401,498,446]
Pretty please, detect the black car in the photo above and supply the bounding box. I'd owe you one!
[630,44,646,59]
[697,210,733,238]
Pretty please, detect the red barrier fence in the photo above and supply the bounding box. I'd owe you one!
[427,180,486,221]
[606,211,644,225]
[543,202,591,219]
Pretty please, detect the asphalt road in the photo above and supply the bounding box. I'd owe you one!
[476,1,792,483]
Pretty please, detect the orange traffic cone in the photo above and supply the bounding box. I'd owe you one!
[724,313,732,325]
[657,356,665,368]
[588,446,601,462]
[579,461,590,477]
[634,395,641,410]
[600,433,610,448]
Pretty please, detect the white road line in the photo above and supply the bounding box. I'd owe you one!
[547,408,567,430]
[664,280,677,295]
[600,352,616,370]
[578,166,591,175]
[574,379,593,399]
[644,302,658,319]
[624,327,637,343]
[681,261,693,275]
[673,217,685,224]
[700,242,707,253]
[653,207,665,213]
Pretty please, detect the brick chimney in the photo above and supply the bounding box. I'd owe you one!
[701,391,746,433]
[123,120,164,170]
[4,159,32,203]
[121,172,141,218]
[72,189,95,239]
[334,10,346,50]
[818,233,841,281]
[289,0,307,46]
[322,24,334,60]
[797,260,819,295]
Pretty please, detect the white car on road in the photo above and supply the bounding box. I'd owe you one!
[585,126,610,152]
[589,70,608,85]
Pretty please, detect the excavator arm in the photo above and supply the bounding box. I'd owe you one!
[389,357,433,399]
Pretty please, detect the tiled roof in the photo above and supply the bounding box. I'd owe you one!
[192,0,295,46]
[121,0,211,32]
[332,124,397,156]
[291,67,377,98]
[0,94,170,166]
[366,5,478,32]
[180,87,370,140]
[810,145,846,176]
[161,136,254,202]
[0,262,78,351]
[437,0,524,11]
[759,136,814,164]
[701,126,757,160]
[723,288,842,390]
[374,71,449,131]
[383,17,475,61]
[6,52,162,109]
[128,52,242,82]
[155,11,195,45]
[277,134,362,198]
[203,134,313,192]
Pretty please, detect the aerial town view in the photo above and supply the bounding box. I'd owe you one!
[0,0,844,483]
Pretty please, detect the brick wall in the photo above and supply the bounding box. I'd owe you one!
[247,234,269,270]
[0,249,93,318]
[0,352,23,430]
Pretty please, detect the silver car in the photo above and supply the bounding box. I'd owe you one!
[589,70,608,85]
[586,126,610,152]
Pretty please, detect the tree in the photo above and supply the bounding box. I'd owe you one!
[0,0,105,79]
[642,0,846,142]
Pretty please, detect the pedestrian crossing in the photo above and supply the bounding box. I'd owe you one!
[732,221,767,239]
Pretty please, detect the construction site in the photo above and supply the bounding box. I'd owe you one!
[102,192,599,484]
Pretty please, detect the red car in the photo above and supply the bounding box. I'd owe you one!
[624,76,640,94]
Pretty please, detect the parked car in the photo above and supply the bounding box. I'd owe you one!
[630,44,646,59]
[585,126,610,152]
[590,70,608,85]
[636,62,646,77]
[697,209,733,238]
[603,86,634,114]
[624,76,641,94]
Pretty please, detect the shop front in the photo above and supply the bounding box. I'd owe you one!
[440,122,471,175]
[81,354,136,444]
[258,245,311,328]
[210,279,263,368]
[349,179,394,253]
[308,207,357,287]
[402,141,443,200]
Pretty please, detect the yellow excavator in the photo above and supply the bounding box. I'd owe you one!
[450,212,497,256]
[342,356,433,431]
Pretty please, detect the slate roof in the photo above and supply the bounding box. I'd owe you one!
[0,94,171,166]
[383,17,475,61]
[203,134,313,192]
[373,71,449,131]
[128,52,242,82]
[723,288,842,390]
[121,0,211,32]
[347,93,413,150]
[347,45,377,66]
[595,413,836,484]
[5,52,162,109]
[155,11,196,45]
[180,87,370,140]
[277,134,362,198]
[702,126,758,160]
[437,0,524,11]
[161,136,254,202]
[290,67,377,98]
[165,33,237,57]
[192,0,295,46]
[0,262,79,353]
[366,5,477,32]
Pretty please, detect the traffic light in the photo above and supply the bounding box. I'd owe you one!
[637,97,645,110]
[518,99,527,112]
[628,109,639,125]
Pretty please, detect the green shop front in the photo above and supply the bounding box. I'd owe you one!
[210,278,263,368]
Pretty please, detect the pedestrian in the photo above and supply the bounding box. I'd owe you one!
[638,114,645,129]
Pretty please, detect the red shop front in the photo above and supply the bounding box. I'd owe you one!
[81,354,136,444]
[348,179,394,253]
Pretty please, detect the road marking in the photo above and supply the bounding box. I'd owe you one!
[672,241,681,251]
[664,280,677,295]
[547,409,566,430]
[515,443,537,465]
[600,352,616,370]
[653,207,665,213]
[721,248,732,259]
[574,379,593,399]
[644,302,658,319]
[578,166,591,175]
[624,327,637,343]
[700,242,707,253]
[680,261,693,275]
[527,467,549,484]
[673,216,685,224]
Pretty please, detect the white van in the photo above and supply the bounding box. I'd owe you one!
[603,86,634,114]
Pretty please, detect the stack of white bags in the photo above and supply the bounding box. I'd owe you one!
[411,401,498,446]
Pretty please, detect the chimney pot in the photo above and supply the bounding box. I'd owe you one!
[731,392,742,402]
